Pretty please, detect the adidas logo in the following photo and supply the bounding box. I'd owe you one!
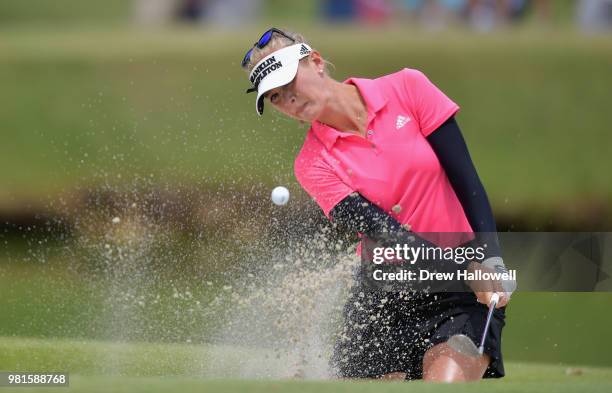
[299,44,310,55]
[396,115,411,129]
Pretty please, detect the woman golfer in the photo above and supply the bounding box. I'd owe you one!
[242,28,512,382]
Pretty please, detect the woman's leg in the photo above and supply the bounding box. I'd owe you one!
[380,372,407,380]
[422,341,491,382]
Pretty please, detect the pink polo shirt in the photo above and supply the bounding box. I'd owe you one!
[294,68,474,248]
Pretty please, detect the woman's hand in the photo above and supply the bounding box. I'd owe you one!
[466,261,511,308]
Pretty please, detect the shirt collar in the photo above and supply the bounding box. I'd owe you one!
[311,77,388,150]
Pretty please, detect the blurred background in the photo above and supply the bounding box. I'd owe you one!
[1,0,612,378]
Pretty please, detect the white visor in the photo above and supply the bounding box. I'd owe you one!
[247,43,312,116]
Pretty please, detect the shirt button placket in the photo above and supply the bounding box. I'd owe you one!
[367,130,378,154]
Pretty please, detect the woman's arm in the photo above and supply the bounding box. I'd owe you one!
[329,192,406,238]
[329,192,470,281]
[426,116,514,304]
[327,156,512,303]
[426,116,501,258]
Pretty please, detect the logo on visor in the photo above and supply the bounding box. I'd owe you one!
[250,56,283,88]
[299,44,310,56]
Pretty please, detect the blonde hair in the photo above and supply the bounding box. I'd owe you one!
[243,29,334,77]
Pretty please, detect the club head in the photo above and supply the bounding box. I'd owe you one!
[447,334,481,358]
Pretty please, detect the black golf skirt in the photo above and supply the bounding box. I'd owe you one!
[330,289,506,380]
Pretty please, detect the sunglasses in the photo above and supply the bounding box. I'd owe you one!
[241,28,296,69]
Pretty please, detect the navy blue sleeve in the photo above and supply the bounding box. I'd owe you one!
[330,193,470,275]
[426,116,501,257]
[330,193,405,237]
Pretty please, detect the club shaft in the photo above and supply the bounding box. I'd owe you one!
[478,299,497,354]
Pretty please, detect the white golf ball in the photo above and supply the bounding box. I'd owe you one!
[271,186,290,206]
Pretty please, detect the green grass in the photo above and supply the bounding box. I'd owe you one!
[0,26,611,223]
[0,0,129,26]
[0,336,611,393]
[3,369,611,393]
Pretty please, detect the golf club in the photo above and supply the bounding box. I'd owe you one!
[447,292,500,357]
